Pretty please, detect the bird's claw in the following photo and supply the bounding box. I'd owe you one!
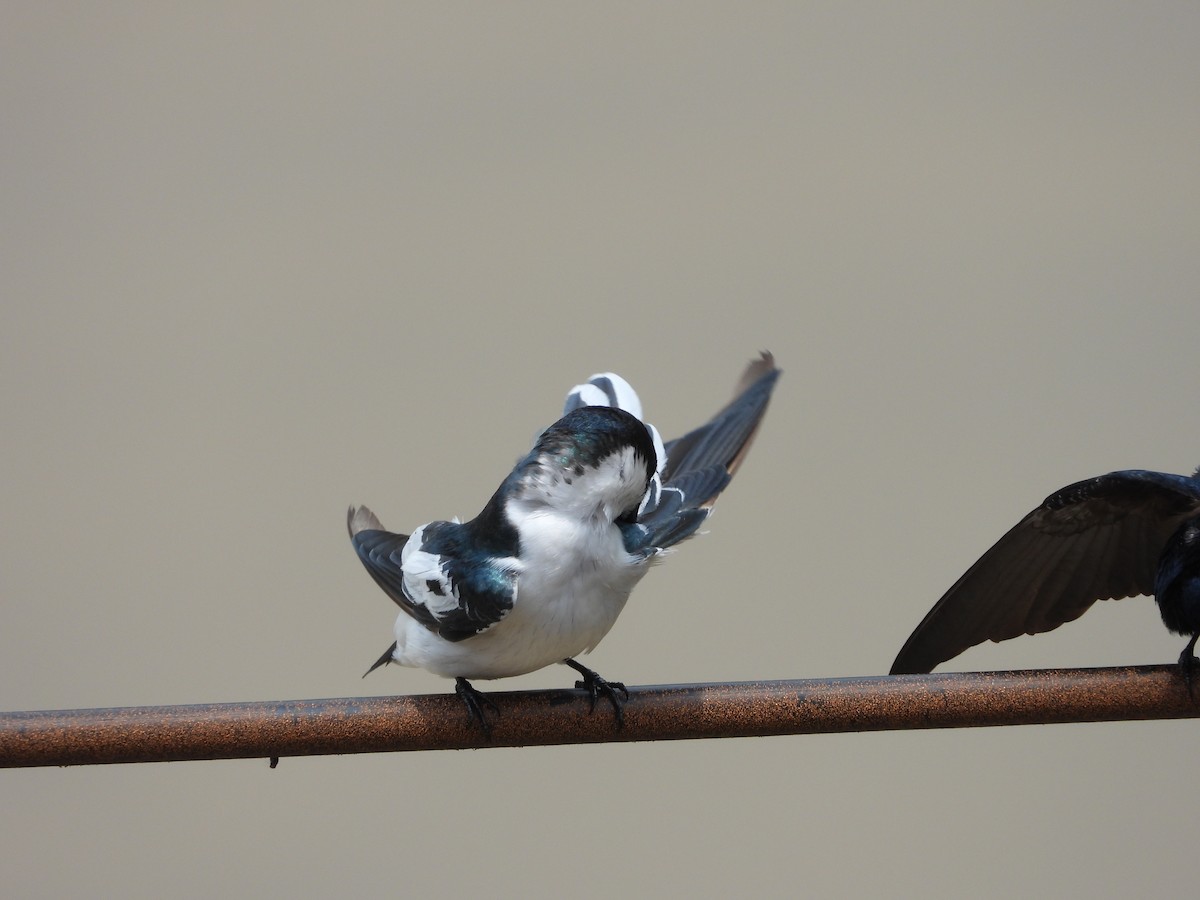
[563,658,629,726]
[1177,632,1200,700]
[455,677,500,736]
[1179,653,1199,700]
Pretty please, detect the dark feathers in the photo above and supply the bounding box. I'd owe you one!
[891,468,1200,675]
[639,352,780,550]
[347,506,518,644]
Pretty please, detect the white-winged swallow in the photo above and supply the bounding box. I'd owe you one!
[348,353,780,732]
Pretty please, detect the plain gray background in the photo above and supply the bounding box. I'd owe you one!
[3,4,1198,897]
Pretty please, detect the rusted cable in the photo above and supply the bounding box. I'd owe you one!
[1,665,1195,768]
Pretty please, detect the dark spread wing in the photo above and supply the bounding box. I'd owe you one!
[638,352,780,550]
[890,470,1200,674]
[347,505,416,608]
[348,506,516,642]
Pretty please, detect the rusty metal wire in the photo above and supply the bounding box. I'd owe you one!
[1,665,1196,768]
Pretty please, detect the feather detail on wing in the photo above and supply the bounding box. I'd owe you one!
[348,506,516,642]
[890,469,1200,674]
[347,505,413,611]
[661,351,779,487]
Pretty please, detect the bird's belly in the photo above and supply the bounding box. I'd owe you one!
[394,556,650,679]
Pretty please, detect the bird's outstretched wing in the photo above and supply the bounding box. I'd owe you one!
[643,352,780,550]
[890,469,1200,674]
[348,506,516,643]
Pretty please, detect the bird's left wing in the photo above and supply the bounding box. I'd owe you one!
[640,352,780,550]
[890,470,1200,674]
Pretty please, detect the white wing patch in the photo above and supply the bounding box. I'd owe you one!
[399,523,461,618]
[565,372,644,420]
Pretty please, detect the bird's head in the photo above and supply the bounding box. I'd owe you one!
[514,406,658,523]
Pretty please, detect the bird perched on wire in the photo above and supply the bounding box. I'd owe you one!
[890,468,1200,687]
[348,353,780,732]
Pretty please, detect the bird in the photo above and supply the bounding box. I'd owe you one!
[348,353,780,732]
[890,467,1200,685]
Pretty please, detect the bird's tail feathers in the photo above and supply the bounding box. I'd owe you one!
[363,641,398,678]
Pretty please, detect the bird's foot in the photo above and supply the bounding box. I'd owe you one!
[563,658,629,726]
[1178,635,1200,700]
[455,677,500,736]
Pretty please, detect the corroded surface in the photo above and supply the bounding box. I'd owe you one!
[0,666,1195,767]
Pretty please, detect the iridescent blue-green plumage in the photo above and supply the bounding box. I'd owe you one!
[350,514,518,643]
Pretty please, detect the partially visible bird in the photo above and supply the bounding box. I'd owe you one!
[890,468,1200,685]
[349,353,780,731]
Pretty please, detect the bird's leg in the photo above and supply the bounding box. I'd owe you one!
[563,658,629,726]
[455,677,500,736]
[1179,632,1200,700]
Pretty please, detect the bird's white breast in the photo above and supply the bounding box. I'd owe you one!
[391,457,654,680]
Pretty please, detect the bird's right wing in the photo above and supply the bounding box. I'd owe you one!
[348,506,517,643]
[890,470,1200,674]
